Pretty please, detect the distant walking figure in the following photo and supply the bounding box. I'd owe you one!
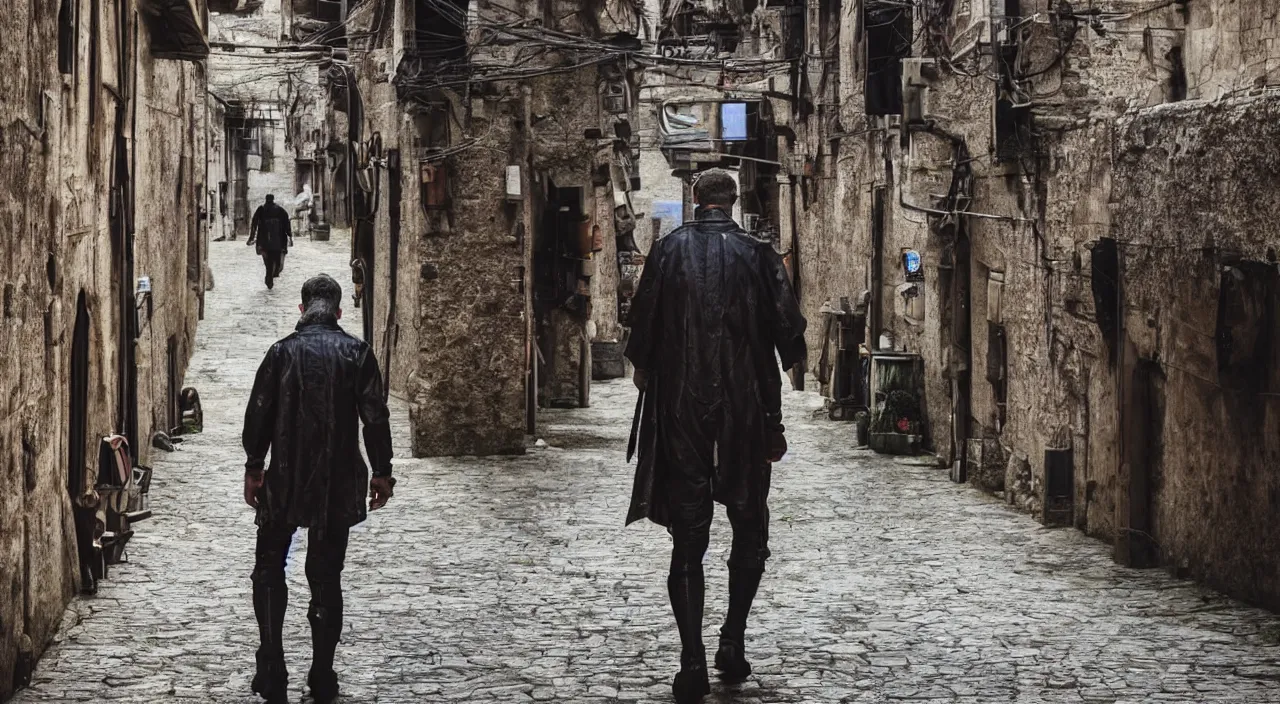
[624,169,807,703]
[242,274,396,704]
[246,194,293,289]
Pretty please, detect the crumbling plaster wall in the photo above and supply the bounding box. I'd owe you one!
[1110,94,1280,609]
[1183,1,1280,100]
[0,4,74,696]
[795,1,1280,603]
[1,1,208,696]
[134,31,207,462]
[408,92,529,455]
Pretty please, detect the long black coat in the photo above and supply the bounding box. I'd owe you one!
[251,202,292,252]
[624,208,807,527]
[243,313,394,529]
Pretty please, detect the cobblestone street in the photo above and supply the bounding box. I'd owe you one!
[11,233,1280,704]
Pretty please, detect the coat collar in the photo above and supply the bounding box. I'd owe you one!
[295,311,341,331]
[694,206,735,223]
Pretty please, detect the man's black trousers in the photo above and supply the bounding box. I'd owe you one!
[251,520,349,675]
[261,251,285,288]
[663,410,771,667]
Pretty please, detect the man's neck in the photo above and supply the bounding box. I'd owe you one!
[297,306,339,328]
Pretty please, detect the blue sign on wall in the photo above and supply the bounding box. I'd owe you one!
[721,103,748,141]
[903,250,924,282]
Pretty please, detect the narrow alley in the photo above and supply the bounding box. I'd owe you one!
[10,235,1280,703]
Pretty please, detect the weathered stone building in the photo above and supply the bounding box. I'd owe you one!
[209,0,343,237]
[751,0,1280,609]
[0,0,210,697]
[641,0,1280,608]
[337,0,643,456]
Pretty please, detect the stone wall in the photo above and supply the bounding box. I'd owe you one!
[0,0,208,697]
[1110,95,1280,608]
[345,0,639,454]
[785,0,1280,608]
[210,0,333,235]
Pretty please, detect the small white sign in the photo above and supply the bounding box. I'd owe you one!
[505,165,521,199]
[136,276,152,294]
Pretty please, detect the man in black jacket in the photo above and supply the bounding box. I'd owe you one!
[625,169,807,703]
[242,274,396,704]
[247,194,294,289]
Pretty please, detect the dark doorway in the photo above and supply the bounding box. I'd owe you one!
[533,185,588,408]
[166,336,179,433]
[68,292,98,593]
[869,186,886,349]
[68,293,90,503]
[948,227,972,482]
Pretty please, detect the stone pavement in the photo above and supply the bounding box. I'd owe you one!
[12,232,1280,704]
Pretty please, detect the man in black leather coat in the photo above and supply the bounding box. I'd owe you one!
[246,194,294,289]
[242,274,396,704]
[625,169,807,703]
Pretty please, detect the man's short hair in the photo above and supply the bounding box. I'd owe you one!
[693,169,737,208]
[265,194,275,203]
[301,274,342,309]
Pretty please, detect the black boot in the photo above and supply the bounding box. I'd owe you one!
[252,566,289,703]
[307,667,338,704]
[715,567,763,683]
[668,568,710,703]
[307,594,343,704]
[251,653,288,704]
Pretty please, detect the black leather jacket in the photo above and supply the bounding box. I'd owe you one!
[243,312,393,529]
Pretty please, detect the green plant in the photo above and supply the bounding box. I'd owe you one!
[872,389,922,434]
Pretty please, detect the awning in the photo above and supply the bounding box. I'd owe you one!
[141,0,210,62]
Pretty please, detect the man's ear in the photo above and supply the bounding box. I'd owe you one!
[298,304,304,314]
[336,308,343,320]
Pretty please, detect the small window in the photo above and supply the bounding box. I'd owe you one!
[1090,238,1120,366]
[58,0,75,75]
[864,3,912,115]
[1167,45,1187,102]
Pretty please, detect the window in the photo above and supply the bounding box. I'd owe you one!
[1090,238,1119,366]
[864,1,912,115]
[58,0,75,75]
[1167,45,1187,102]
[412,0,467,60]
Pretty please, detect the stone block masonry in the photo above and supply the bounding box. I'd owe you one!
[0,0,208,697]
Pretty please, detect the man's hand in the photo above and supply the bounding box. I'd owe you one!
[289,237,295,248]
[370,476,396,511]
[633,368,648,392]
[767,431,788,463]
[244,470,265,508]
